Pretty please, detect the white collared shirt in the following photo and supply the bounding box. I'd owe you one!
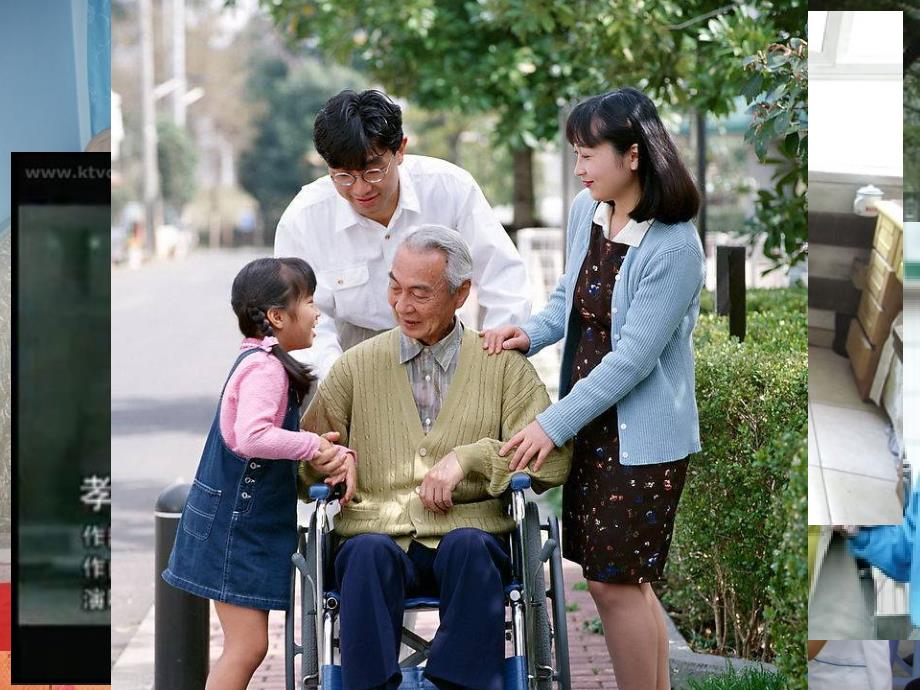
[275,154,531,378]
[592,201,653,246]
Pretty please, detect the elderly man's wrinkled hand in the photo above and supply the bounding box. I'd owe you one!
[325,451,357,505]
[418,451,464,514]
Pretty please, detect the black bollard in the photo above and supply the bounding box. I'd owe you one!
[155,482,209,690]
[716,245,746,342]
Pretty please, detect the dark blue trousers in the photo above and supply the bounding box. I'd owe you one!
[334,528,511,690]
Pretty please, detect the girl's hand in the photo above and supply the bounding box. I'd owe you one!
[499,420,555,472]
[325,452,357,505]
[310,439,348,477]
[480,325,531,355]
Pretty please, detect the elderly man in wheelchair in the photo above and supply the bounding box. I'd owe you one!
[292,225,572,690]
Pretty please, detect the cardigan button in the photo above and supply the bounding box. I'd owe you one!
[612,307,618,314]
[615,274,621,281]
[620,423,627,430]
[622,452,629,459]
[419,448,428,457]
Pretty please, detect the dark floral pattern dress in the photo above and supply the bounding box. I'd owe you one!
[562,222,690,584]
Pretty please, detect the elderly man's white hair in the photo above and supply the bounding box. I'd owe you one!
[399,224,473,293]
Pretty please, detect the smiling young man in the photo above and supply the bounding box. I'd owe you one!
[274,89,531,379]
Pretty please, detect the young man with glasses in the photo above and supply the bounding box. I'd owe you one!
[274,89,531,379]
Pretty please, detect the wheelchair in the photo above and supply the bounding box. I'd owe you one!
[285,474,571,690]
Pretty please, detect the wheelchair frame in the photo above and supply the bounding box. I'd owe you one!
[285,474,571,690]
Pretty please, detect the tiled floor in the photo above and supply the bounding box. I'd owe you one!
[808,346,902,525]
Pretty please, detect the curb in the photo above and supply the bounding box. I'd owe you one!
[664,610,779,688]
[111,602,155,690]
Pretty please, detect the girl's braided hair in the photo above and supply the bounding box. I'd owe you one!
[230,257,317,402]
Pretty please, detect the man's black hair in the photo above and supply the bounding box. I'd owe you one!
[313,89,404,170]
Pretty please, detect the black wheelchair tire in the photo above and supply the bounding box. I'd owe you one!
[524,502,553,690]
[547,515,571,690]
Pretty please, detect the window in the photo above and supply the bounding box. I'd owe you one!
[809,11,903,177]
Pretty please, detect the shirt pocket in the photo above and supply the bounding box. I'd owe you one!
[316,263,371,317]
[181,479,222,541]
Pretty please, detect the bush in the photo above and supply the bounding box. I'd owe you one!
[659,287,806,667]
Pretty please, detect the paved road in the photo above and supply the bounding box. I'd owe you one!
[111,248,265,665]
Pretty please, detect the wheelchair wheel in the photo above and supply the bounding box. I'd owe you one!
[546,515,571,690]
[286,516,320,689]
[524,502,553,690]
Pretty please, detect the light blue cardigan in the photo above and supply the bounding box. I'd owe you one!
[522,189,705,465]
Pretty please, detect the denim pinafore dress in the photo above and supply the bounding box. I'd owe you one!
[162,347,300,610]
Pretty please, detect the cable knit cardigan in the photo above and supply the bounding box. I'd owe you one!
[299,327,572,549]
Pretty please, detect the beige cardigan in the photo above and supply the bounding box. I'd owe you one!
[299,327,572,548]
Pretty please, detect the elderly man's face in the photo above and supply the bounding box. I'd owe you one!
[388,246,470,346]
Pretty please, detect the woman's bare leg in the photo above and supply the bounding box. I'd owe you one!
[205,601,269,690]
[588,580,668,690]
[642,583,671,690]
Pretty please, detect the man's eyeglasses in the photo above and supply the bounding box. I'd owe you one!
[330,158,394,187]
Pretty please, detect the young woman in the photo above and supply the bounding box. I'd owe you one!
[482,87,704,690]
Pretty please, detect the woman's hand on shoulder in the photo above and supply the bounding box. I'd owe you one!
[480,325,530,355]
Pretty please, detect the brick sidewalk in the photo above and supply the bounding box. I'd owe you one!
[213,559,618,690]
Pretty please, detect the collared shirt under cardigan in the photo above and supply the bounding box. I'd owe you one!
[298,327,572,550]
[274,154,532,379]
[399,318,464,434]
[521,188,705,466]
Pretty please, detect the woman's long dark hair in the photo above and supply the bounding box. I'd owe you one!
[565,87,700,224]
[230,257,317,402]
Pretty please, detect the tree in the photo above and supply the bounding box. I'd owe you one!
[157,118,198,223]
[248,0,803,233]
[237,55,363,241]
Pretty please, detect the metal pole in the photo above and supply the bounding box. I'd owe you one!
[172,0,187,128]
[139,0,162,257]
[695,108,707,254]
[155,482,209,690]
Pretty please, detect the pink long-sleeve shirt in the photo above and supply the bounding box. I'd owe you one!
[219,338,321,461]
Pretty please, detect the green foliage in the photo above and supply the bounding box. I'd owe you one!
[237,56,363,240]
[572,580,588,592]
[583,616,604,635]
[762,432,807,690]
[156,119,198,219]
[736,36,807,272]
[685,663,787,690]
[660,288,806,664]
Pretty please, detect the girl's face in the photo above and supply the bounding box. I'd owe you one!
[270,294,320,351]
[573,141,638,202]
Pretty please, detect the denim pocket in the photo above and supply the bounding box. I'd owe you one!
[182,479,222,541]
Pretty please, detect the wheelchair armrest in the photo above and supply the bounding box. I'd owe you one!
[510,473,531,492]
[308,482,346,501]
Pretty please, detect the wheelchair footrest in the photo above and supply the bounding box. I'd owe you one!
[319,657,528,690]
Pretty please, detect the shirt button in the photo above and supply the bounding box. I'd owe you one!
[425,418,431,426]
[385,234,391,240]
[336,278,344,285]
[620,423,627,430]
[622,452,628,459]
[419,448,428,457]
[425,374,431,382]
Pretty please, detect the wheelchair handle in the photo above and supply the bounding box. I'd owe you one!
[510,473,531,491]
[308,482,346,501]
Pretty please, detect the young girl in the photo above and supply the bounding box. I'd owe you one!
[162,257,355,690]
[482,87,704,690]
